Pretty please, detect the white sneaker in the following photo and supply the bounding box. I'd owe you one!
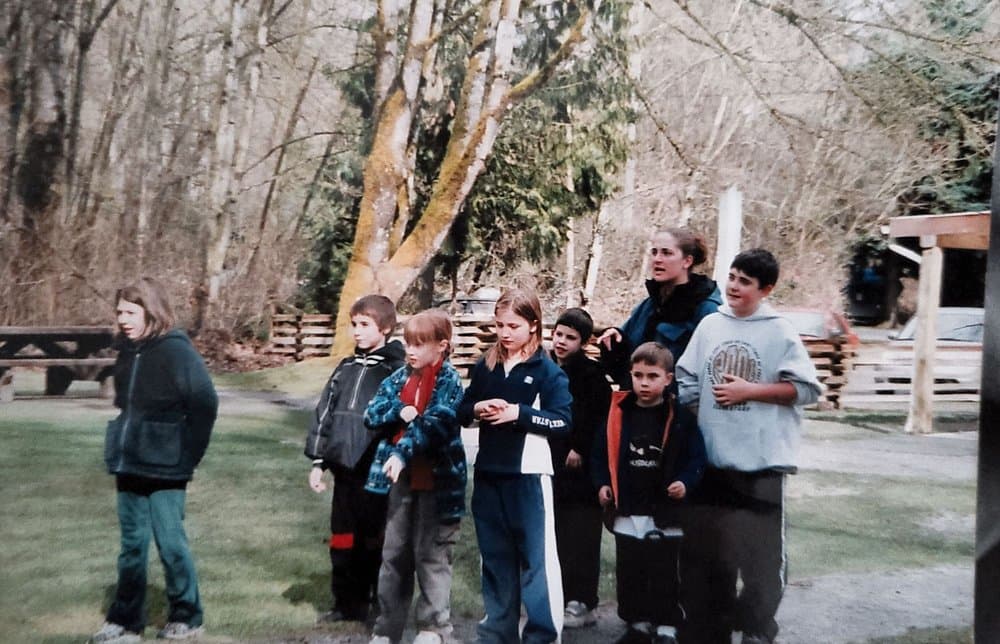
[413,631,444,644]
[369,636,393,644]
[156,622,204,640]
[563,600,596,628]
[91,622,141,643]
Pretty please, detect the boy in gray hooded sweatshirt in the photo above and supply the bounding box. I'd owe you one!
[675,249,821,644]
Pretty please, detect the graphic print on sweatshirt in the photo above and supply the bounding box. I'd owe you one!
[709,340,763,412]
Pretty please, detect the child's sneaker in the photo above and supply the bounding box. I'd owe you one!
[91,622,141,643]
[412,631,443,644]
[155,622,204,640]
[652,624,678,644]
[563,600,597,628]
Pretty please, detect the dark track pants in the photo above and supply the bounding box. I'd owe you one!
[329,465,388,618]
[554,501,602,610]
[472,472,563,644]
[615,530,682,627]
[107,489,202,633]
[680,468,786,644]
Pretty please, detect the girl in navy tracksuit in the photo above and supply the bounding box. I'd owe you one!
[458,289,573,644]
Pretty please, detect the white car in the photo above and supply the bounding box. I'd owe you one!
[875,307,983,394]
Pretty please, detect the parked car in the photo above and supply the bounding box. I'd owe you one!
[778,307,860,346]
[875,307,983,394]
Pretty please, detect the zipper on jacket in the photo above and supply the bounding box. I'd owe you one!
[116,353,141,471]
[311,372,338,456]
[348,357,372,409]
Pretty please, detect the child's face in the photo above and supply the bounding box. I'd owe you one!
[351,314,388,352]
[551,324,584,362]
[726,268,773,318]
[630,361,672,407]
[116,298,147,340]
[494,308,536,356]
[405,339,448,371]
[649,231,694,284]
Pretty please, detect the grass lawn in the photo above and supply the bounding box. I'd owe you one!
[0,369,976,642]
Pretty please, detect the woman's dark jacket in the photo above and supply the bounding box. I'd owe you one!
[592,390,706,528]
[104,329,218,481]
[363,361,467,522]
[304,341,406,471]
[602,273,722,387]
[549,350,612,505]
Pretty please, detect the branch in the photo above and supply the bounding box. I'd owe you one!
[505,8,590,104]
[243,130,356,174]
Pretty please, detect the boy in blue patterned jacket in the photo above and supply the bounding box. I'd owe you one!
[364,309,467,644]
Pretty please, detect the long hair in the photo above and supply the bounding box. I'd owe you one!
[404,309,453,357]
[484,288,543,370]
[115,277,175,340]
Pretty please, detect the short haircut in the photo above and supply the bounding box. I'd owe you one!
[554,307,594,342]
[630,341,674,373]
[659,227,709,267]
[484,288,543,370]
[350,294,397,336]
[731,248,780,289]
[404,309,453,354]
[116,277,175,340]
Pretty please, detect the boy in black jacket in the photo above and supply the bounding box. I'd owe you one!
[593,342,706,644]
[304,295,405,624]
[549,308,612,629]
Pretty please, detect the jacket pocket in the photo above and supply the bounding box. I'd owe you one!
[136,420,183,467]
[104,418,122,469]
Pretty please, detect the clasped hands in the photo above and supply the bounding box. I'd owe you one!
[474,398,519,424]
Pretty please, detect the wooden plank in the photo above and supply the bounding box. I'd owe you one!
[0,358,116,367]
[0,326,115,335]
[889,211,990,246]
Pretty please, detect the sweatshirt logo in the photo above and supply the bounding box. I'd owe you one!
[708,341,762,411]
[709,341,762,384]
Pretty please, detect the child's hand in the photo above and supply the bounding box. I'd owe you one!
[598,327,622,350]
[481,402,519,424]
[565,449,582,469]
[475,399,508,420]
[712,373,753,406]
[383,454,405,483]
[400,405,418,423]
[667,481,686,499]
[308,467,327,493]
[598,485,614,507]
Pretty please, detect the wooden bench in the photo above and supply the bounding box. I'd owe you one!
[0,326,117,401]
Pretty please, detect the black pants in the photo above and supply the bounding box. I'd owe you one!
[329,465,388,617]
[615,530,682,627]
[680,468,786,644]
[554,501,602,609]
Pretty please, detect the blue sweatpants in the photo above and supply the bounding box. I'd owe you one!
[472,472,563,644]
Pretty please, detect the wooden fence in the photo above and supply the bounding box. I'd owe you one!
[267,312,850,408]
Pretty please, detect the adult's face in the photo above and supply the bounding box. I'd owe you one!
[649,231,694,284]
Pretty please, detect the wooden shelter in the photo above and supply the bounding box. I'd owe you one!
[887,210,989,434]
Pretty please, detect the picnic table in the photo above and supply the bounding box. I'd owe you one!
[0,326,117,400]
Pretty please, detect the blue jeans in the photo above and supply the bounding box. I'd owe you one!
[106,489,202,632]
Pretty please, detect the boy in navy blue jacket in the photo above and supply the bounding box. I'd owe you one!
[304,295,405,624]
[593,342,706,644]
[549,308,612,629]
